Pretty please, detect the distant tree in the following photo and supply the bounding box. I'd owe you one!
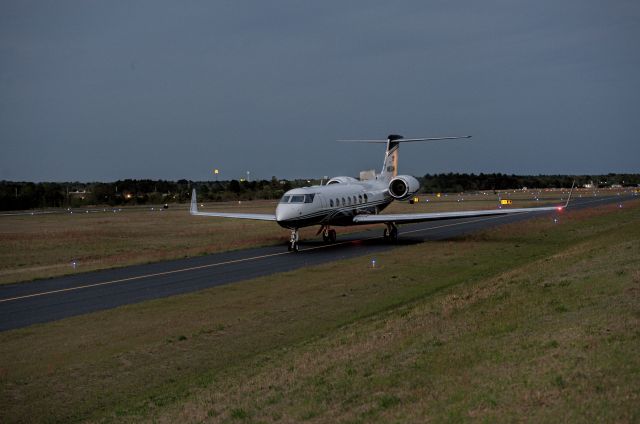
[228,180,241,195]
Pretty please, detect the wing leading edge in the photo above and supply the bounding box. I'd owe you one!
[352,205,563,225]
[190,189,276,221]
[354,182,573,224]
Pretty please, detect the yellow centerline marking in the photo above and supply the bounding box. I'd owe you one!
[0,196,620,304]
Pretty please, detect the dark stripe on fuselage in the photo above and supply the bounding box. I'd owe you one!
[277,199,392,229]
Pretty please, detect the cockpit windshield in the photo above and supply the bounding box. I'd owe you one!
[280,194,316,204]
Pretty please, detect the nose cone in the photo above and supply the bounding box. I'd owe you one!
[276,204,295,225]
[276,204,303,229]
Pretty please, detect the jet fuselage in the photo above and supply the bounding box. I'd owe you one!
[275,178,392,229]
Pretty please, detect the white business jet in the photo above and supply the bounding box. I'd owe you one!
[190,134,570,251]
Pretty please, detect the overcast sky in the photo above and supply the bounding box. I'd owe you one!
[1,1,639,182]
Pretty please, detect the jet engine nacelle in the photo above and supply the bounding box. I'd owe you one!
[388,175,420,200]
[326,176,359,185]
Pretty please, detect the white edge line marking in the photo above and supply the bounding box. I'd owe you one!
[0,197,622,303]
[0,250,291,303]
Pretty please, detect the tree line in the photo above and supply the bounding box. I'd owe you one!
[0,178,311,211]
[420,173,639,193]
[0,173,637,211]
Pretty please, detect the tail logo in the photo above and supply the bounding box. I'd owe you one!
[386,153,396,173]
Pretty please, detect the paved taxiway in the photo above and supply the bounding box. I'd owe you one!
[0,195,633,331]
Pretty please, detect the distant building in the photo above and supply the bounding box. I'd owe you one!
[69,190,90,200]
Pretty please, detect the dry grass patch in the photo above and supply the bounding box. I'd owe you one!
[0,204,306,284]
[0,191,577,285]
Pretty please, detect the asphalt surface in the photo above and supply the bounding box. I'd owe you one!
[0,194,633,332]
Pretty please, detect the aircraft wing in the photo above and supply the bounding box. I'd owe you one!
[190,189,276,221]
[190,210,277,221]
[352,205,563,225]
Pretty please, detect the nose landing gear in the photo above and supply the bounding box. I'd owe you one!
[288,228,300,252]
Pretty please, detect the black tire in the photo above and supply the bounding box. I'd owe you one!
[329,229,337,243]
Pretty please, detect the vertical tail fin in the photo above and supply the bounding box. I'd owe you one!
[380,134,403,181]
[338,134,471,182]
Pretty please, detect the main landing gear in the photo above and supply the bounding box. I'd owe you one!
[383,222,398,243]
[322,226,337,243]
[288,228,299,252]
[317,225,337,243]
[289,226,337,252]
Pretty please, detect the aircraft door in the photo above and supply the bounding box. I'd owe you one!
[316,194,327,208]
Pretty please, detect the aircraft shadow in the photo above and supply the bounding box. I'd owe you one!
[296,235,423,252]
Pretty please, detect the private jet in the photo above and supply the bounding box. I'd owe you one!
[190,134,571,251]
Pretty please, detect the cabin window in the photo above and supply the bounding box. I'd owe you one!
[364,193,369,202]
[330,199,334,207]
[353,196,356,204]
[290,195,305,203]
[342,197,346,206]
[304,194,315,203]
[358,195,362,203]
[280,195,290,203]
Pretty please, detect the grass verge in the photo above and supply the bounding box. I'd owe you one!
[0,199,638,422]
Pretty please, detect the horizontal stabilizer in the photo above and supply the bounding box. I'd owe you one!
[338,136,471,143]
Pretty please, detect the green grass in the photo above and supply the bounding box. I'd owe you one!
[0,199,638,423]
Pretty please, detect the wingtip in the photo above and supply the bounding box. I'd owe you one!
[564,180,575,208]
[190,189,198,214]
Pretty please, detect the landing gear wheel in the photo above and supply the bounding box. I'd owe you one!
[383,223,398,243]
[322,227,337,243]
[389,227,398,242]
